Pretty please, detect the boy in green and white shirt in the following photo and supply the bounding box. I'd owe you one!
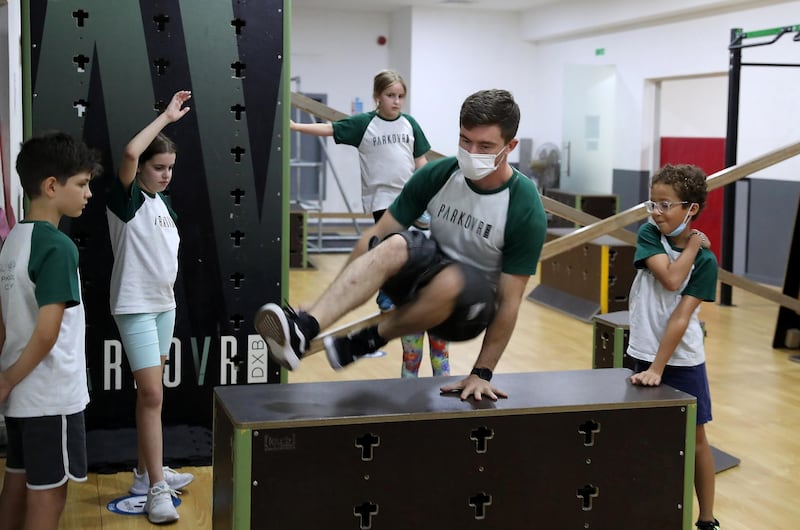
[627,164,721,530]
[0,132,100,530]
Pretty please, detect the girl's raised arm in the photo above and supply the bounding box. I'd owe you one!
[118,90,191,189]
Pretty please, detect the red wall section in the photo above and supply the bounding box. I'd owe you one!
[659,137,726,262]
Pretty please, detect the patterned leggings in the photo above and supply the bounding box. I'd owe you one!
[401,333,450,378]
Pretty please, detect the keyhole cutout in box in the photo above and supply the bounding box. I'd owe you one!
[468,492,492,519]
[470,425,494,453]
[355,433,380,461]
[353,501,378,529]
[577,484,599,511]
[578,419,601,446]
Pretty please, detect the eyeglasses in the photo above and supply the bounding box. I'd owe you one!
[644,200,689,214]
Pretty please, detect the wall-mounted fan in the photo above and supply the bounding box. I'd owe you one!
[530,142,561,191]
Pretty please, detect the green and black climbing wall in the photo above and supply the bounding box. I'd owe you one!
[24,0,288,455]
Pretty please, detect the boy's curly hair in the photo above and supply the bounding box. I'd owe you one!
[651,164,708,220]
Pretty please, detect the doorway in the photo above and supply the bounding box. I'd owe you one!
[561,64,617,194]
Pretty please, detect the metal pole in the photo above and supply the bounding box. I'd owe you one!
[721,28,743,306]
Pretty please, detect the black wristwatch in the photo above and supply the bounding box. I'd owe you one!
[470,367,493,382]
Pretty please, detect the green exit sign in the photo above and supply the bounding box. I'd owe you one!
[595,48,605,56]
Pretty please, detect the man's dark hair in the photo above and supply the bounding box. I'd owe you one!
[460,89,521,143]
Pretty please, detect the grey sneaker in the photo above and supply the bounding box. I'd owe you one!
[254,303,308,370]
[145,480,179,524]
[130,466,195,495]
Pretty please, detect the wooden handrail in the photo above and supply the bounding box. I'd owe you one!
[543,197,800,314]
[541,141,800,260]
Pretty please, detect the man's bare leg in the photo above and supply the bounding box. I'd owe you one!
[324,264,464,370]
[377,264,462,339]
[309,234,409,330]
[255,234,410,370]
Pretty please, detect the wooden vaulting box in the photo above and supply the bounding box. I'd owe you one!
[212,369,696,529]
[529,228,636,321]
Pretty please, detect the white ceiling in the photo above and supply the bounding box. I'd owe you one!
[289,0,799,41]
[290,0,561,12]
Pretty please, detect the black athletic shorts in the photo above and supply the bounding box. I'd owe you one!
[376,230,496,341]
[5,411,87,489]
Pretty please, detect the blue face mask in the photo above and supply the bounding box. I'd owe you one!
[666,210,693,237]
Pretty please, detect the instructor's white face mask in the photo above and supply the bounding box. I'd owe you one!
[457,145,507,181]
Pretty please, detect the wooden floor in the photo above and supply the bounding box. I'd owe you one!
[3,253,800,528]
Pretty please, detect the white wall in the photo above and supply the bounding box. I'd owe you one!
[388,7,412,105]
[519,0,798,42]
[291,2,799,210]
[0,3,7,216]
[660,75,728,138]
[291,8,391,213]
[1,1,22,226]
[530,2,800,182]
[737,31,799,180]
[406,8,538,161]
[290,7,539,213]
[4,2,796,220]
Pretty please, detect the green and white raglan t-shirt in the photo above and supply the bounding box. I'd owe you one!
[627,221,718,367]
[332,111,430,213]
[106,178,180,315]
[0,221,89,417]
[389,157,547,289]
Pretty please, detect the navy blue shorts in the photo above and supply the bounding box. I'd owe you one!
[376,230,496,341]
[5,411,87,489]
[634,360,712,424]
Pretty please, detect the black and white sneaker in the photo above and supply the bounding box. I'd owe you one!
[324,327,387,370]
[323,335,358,370]
[695,519,721,530]
[254,303,308,370]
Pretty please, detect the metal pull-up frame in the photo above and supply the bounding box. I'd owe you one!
[722,24,800,305]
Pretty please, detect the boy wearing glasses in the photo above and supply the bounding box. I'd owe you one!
[628,164,720,530]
